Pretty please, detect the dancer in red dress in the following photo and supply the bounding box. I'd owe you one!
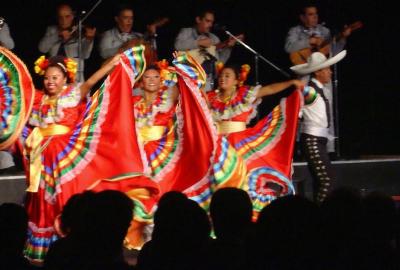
[207,64,304,215]
[0,45,160,261]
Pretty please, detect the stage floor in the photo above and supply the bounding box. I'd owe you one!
[293,157,400,200]
[1,157,400,204]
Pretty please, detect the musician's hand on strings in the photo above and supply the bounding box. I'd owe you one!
[59,29,73,41]
[227,34,245,47]
[342,25,352,38]
[197,37,213,48]
[309,36,323,48]
[147,17,169,36]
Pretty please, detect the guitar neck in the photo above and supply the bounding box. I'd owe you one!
[318,21,362,49]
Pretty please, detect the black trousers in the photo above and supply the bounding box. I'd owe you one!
[300,133,335,203]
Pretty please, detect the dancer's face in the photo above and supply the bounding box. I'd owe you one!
[44,67,67,96]
[218,68,238,92]
[141,69,161,93]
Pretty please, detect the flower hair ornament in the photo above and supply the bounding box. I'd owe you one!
[215,61,225,77]
[238,64,250,86]
[34,55,78,83]
[215,61,251,86]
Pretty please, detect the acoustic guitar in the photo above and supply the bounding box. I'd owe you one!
[185,45,217,65]
[181,33,244,65]
[144,17,169,64]
[103,17,169,65]
[289,21,363,65]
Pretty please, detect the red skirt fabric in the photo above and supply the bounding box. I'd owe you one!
[17,46,159,261]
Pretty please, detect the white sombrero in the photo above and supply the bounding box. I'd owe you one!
[290,50,347,75]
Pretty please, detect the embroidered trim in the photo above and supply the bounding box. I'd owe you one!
[29,84,82,127]
[209,85,261,124]
[134,87,175,128]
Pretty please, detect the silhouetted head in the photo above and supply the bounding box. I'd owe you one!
[0,203,28,256]
[210,187,253,240]
[59,191,96,237]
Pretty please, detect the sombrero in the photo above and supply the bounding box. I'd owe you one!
[290,50,347,75]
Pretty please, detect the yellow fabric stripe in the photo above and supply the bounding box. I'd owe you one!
[25,124,71,192]
[139,125,167,143]
[217,121,246,135]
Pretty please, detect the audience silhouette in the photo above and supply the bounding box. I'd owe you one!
[0,203,40,269]
[202,187,253,270]
[44,190,135,270]
[1,184,399,269]
[246,194,322,270]
[137,191,211,270]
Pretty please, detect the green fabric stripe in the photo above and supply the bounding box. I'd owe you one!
[243,110,284,160]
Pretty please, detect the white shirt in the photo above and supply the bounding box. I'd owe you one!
[301,78,332,139]
[38,25,94,82]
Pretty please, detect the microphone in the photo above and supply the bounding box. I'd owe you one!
[79,10,87,18]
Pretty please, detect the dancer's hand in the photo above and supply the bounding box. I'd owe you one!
[292,79,305,89]
[172,50,184,59]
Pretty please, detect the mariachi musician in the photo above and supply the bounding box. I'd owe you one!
[0,17,15,50]
[98,4,168,65]
[38,3,96,82]
[174,8,244,92]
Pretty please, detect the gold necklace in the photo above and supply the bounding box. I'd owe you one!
[218,89,235,103]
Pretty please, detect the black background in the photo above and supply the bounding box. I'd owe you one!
[3,0,399,158]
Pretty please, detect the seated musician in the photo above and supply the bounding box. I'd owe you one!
[284,2,351,63]
[174,8,244,91]
[38,3,96,82]
[98,4,163,65]
[0,17,15,50]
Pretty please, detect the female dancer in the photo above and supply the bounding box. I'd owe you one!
[0,46,159,261]
[126,53,245,247]
[208,64,304,214]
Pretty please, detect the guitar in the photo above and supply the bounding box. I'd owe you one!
[185,45,217,65]
[289,21,363,65]
[144,17,170,64]
[104,17,169,65]
[182,33,244,65]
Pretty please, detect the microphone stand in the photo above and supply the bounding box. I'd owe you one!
[224,29,291,82]
[77,0,102,81]
[332,39,341,159]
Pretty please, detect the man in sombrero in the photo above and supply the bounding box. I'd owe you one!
[290,50,346,203]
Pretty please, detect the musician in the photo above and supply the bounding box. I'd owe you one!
[98,4,161,63]
[38,3,96,82]
[285,3,350,57]
[0,19,15,50]
[285,2,351,154]
[174,9,243,91]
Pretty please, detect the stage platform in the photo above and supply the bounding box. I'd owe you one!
[292,157,400,200]
[1,157,400,204]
